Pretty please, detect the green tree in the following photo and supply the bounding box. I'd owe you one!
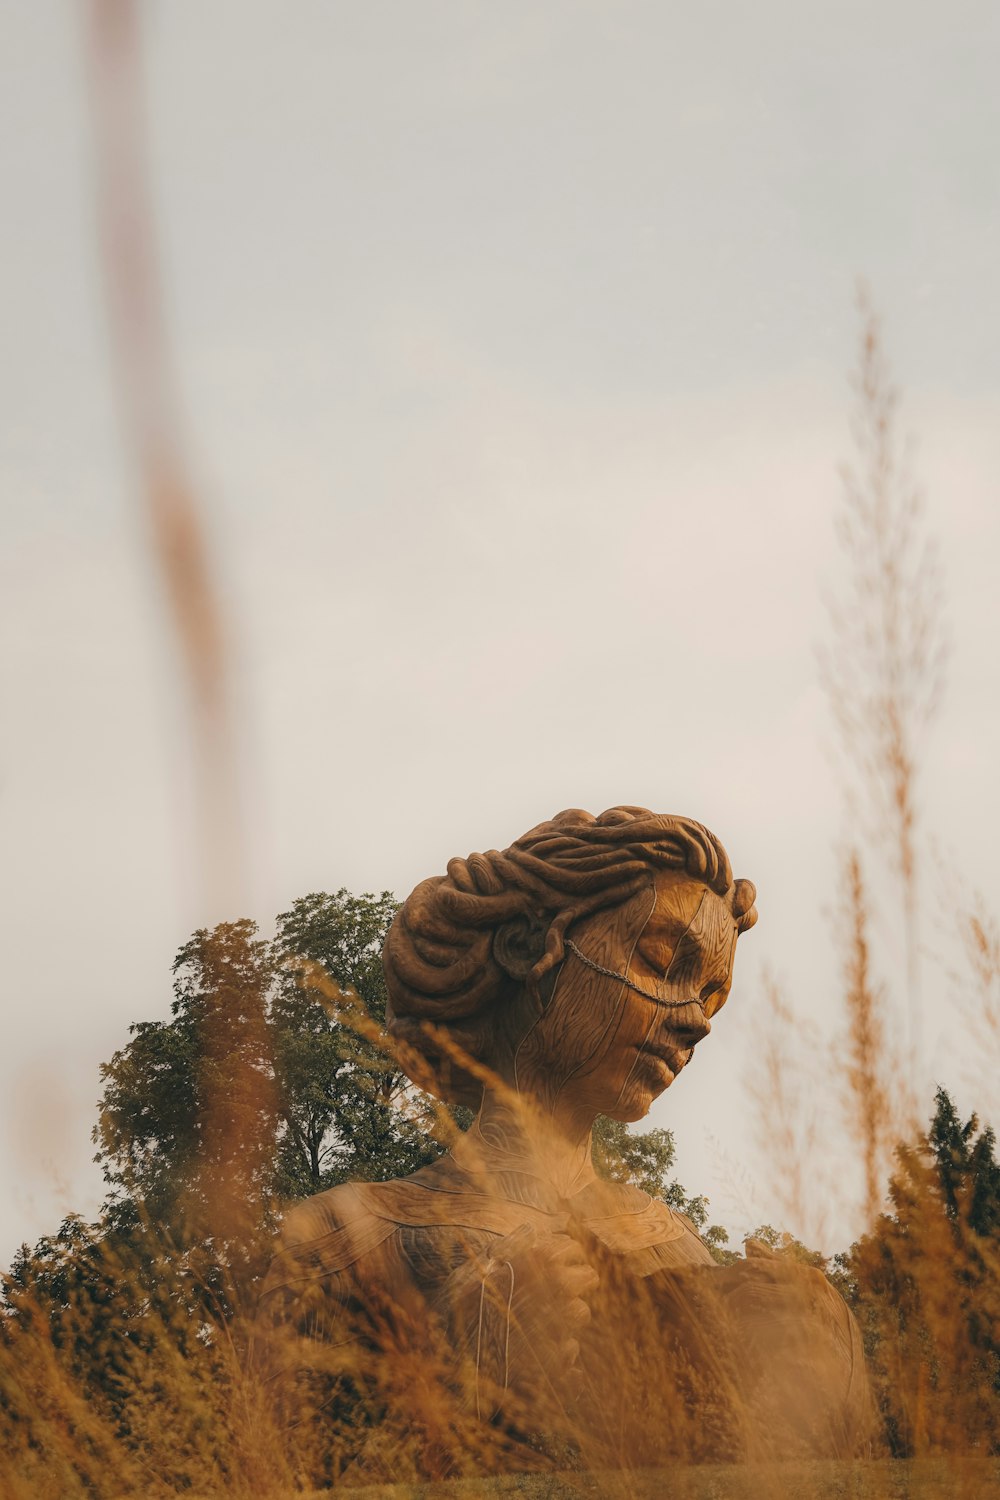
[1,1212,284,1495]
[834,1087,1000,1454]
[270,890,458,1197]
[92,892,450,1248]
[926,1086,1000,1238]
[4,1213,220,1416]
[96,918,279,1250]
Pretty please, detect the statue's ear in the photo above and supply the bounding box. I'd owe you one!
[492,914,549,981]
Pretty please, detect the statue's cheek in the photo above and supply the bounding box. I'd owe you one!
[514,971,613,1089]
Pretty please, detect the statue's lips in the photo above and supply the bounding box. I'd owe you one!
[635,1046,689,1084]
[637,1004,711,1073]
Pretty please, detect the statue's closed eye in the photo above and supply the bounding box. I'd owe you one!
[663,893,738,993]
[665,931,703,989]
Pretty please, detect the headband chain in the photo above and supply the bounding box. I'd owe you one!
[564,940,703,1012]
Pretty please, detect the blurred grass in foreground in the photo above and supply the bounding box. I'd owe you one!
[199,1460,1000,1499]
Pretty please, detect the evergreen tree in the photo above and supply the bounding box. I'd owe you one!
[835,1087,1000,1454]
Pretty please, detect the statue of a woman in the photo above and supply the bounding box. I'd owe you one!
[260,807,869,1473]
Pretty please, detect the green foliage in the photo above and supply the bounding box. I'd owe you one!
[1,1213,289,1497]
[270,890,459,1198]
[96,919,279,1249]
[835,1087,1000,1455]
[6,1214,221,1408]
[926,1086,1000,1238]
[93,892,458,1252]
[591,1114,690,1206]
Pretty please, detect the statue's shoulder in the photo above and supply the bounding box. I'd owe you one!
[274,1180,369,1251]
[258,1164,467,1334]
[572,1179,716,1267]
[265,1158,452,1290]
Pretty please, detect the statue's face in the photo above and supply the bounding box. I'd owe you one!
[515,870,741,1124]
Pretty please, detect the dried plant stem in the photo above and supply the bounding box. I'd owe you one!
[821,283,946,1089]
[840,847,893,1224]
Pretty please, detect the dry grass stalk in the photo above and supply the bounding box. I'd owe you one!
[740,288,1000,1481]
[819,283,947,1079]
[839,847,895,1225]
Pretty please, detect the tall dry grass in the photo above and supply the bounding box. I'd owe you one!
[748,287,945,1259]
[765,285,945,1218]
[749,290,1000,1479]
[818,283,947,1084]
[4,976,999,1496]
[838,848,895,1228]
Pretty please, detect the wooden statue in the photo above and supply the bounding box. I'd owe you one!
[259,807,870,1474]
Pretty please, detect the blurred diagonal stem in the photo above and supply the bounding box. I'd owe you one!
[84,0,242,907]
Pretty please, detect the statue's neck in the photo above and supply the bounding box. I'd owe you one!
[468,1087,598,1200]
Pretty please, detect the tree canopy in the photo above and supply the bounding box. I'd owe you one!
[92,892,462,1254]
[834,1086,1000,1455]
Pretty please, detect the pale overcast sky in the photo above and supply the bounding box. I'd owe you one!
[3,1,999,1265]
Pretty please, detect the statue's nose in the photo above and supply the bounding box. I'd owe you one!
[672,1009,712,1046]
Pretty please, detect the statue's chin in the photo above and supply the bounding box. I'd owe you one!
[604,1075,674,1124]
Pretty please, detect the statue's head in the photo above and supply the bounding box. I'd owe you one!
[383,807,757,1123]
